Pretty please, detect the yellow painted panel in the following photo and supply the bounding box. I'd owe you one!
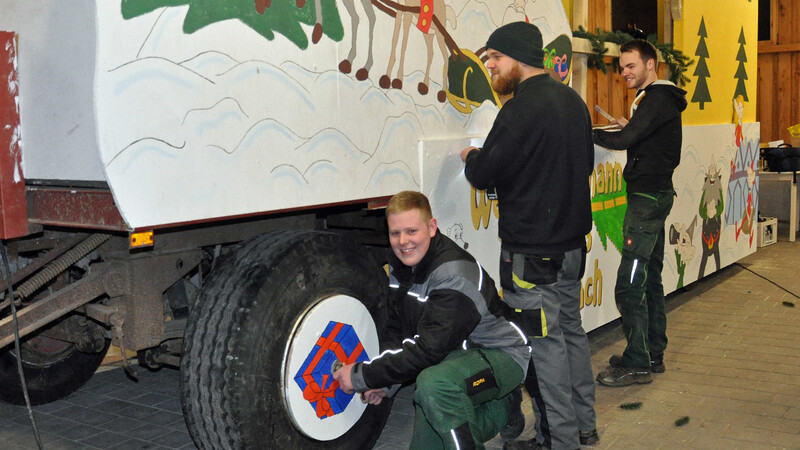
[674,1,758,126]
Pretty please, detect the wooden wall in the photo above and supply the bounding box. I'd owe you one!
[584,0,623,124]
[587,57,633,124]
[587,0,611,32]
[581,0,664,125]
[758,0,800,143]
[583,54,667,126]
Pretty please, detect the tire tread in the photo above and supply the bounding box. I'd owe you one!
[181,230,389,450]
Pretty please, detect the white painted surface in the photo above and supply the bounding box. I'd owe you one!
[423,122,760,332]
[2,0,571,226]
[0,0,105,181]
[90,0,569,228]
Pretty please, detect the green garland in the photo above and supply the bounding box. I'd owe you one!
[573,26,694,86]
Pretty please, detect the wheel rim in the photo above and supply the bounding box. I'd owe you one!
[282,294,380,441]
[18,336,75,368]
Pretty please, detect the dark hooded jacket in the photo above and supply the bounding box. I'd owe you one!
[593,80,688,193]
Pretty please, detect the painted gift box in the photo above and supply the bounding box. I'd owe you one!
[294,321,370,419]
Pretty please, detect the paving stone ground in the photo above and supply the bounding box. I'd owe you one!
[2,236,798,449]
[377,235,800,450]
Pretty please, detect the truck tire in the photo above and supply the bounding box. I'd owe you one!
[0,335,110,405]
[181,230,391,450]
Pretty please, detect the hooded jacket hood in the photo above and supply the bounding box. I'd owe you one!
[646,80,688,112]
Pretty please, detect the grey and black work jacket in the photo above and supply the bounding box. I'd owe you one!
[350,231,530,393]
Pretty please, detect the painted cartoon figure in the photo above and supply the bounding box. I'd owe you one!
[733,95,744,148]
[502,0,530,24]
[734,162,755,246]
[669,216,697,289]
[339,0,456,101]
[446,223,469,249]
[698,161,724,278]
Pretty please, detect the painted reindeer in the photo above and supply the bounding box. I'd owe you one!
[338,0,378,81]
[379,0,456,102]
[260,0,459,102]
[338,0,457,102]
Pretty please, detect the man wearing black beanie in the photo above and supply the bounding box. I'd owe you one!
[460,22,598,450]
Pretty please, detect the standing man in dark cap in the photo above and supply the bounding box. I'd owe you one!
[460,22,598,450]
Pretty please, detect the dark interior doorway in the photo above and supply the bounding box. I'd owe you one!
[612,0,658,39]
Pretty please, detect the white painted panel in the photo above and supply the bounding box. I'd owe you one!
[0,0,105,181]
[92,0,571,228]
[422,122,760,332]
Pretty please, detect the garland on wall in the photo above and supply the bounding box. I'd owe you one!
[573,26,694,86]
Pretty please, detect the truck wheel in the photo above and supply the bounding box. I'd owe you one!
[0,334,110,405]
[181,231,391,450]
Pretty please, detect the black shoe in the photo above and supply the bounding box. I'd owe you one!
[500,386,525,439]
[608,354,624,368]
[649,353,665,373]
[503,438,546,450]
[579,428,599,446]
[609,354,665,373]
[596,366,653,387]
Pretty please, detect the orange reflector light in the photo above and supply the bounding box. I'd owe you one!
[130,231,154,248]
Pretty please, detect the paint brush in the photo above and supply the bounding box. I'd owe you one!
[594,104,616,122]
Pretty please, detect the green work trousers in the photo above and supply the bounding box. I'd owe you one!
[615,190,675,368]
[410,348,524,450]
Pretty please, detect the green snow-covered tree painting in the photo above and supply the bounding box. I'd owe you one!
[121,0,344,50]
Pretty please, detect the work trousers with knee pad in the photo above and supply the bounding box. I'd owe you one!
[500,246,596,450]
[411,348,523,450]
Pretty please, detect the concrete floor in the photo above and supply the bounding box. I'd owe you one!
[1,235,799,449]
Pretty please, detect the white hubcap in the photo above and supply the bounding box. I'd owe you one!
[282,294,380,441]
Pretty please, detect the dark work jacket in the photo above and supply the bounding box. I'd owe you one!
[349,232,530,392]
[593,80,687,193]
[464,74,594,254]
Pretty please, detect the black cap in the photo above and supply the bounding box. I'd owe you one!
[486,22,545,68]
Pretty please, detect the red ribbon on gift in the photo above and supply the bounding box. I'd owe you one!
[303,375,338,418]
[302,322,366,418]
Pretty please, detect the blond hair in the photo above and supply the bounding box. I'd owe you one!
[386,191,433,223]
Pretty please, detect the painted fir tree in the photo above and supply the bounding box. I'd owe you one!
[733,27,749,101]
[691,17,712,110]
[121,0,344,50]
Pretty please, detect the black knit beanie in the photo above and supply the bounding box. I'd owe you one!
[486,22,544,69]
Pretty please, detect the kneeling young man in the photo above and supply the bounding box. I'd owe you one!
[334,191,530,449]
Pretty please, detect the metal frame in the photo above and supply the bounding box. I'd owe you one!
[0,32,29,239]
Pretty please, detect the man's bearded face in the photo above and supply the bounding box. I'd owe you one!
[491,60,522,95]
